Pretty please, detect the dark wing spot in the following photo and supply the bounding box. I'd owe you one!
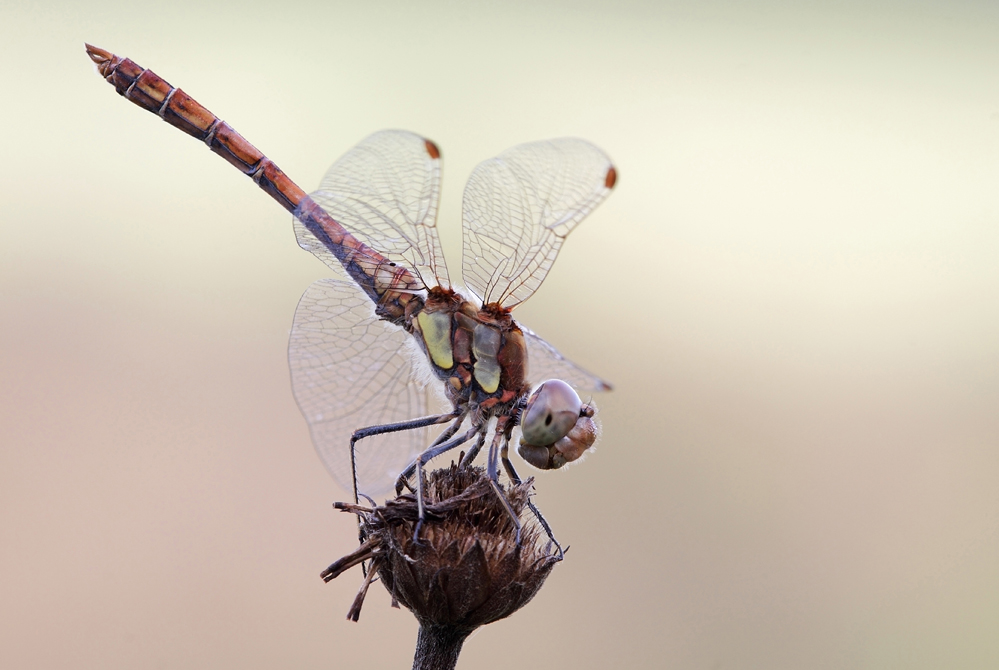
[424,139,441,159]
[604,166,617,189]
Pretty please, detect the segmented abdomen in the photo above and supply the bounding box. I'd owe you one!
[86,44,421,320]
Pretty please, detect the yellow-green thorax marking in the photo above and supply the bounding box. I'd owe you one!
[416,310,453,369]
[408,287,528,407]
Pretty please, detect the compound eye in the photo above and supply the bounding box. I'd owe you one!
[520,379,582,447]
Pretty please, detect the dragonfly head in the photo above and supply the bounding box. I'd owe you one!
[517,380,598,470]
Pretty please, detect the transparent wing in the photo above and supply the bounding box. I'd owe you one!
[521,324,612,394]
[289,278,448,499]
[461,138,616,308]
[294,130,449,289]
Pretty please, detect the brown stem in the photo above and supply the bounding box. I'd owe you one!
[412,624,471,670]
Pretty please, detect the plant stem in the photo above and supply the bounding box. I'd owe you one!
[412,624,471,670]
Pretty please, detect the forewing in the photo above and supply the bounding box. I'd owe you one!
[289,278,447,498]
[522,325,612,394]
[461,138,616,307]
[294,130,448,288]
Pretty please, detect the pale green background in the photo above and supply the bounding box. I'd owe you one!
[2,1,998,668]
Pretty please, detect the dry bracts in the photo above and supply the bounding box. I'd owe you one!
[322,464,559,625]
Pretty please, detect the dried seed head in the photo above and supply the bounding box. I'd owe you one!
[322,463,561,633]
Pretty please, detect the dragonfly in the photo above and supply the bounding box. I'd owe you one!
[86,44,616,545]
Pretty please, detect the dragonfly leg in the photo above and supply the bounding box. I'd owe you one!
[500,438,564,559]
[349,410,460,503]
[399,425,480,543]
[349,410,462,571]
[458,431,487,467]
[406,413,468,492]
[393,413,469,495]
[486,423,522,544]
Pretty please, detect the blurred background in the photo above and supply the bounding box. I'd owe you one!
[2,1,998,668]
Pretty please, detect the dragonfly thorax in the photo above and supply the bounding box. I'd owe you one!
[408,287,529,411]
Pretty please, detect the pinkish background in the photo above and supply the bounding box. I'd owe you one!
[2,1,998,668]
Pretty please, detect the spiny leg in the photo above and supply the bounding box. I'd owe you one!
[349,410,462,573]
[393,413,470,494]
[500,437,564,560]
[486,418,522,544]
[349,410,461,503]
[458,431,487,467]
[397,425,480,542]
[395,412,468,495]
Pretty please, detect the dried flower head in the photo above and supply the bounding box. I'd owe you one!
[321,462,562,669]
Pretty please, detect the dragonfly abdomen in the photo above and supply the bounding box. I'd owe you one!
[86,45,305,213]
[295,197,423,319]
[86,44,423,320]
